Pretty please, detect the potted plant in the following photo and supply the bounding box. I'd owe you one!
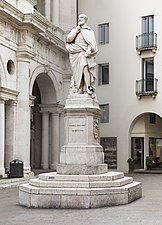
[146,156,155,170]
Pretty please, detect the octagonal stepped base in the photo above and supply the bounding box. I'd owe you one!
[19,171,142,209]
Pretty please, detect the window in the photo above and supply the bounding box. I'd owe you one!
[141,15,154,48]
[98,63,109,85]
[149,113,156,124]
[100,137,117,169]
[142,58,154,92]
[142,15,154,34]
[98,23,109,44]
[100,104,109,123]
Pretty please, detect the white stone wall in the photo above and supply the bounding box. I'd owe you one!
[78,0,162,172]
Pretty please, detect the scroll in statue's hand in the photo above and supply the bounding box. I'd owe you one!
[85,49,91,58]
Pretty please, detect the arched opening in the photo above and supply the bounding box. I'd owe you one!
[130,112,162,170]
[30,72,59,171]
[30,80,42,169]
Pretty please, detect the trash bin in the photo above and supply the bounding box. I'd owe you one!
[10,159,23,178]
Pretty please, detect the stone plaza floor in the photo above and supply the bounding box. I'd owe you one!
[0,173,162,225]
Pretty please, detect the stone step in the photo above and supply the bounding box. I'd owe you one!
[39,171,124,182]
[20,181,141,196]
[29,176,133,188]
[19,171,142,208]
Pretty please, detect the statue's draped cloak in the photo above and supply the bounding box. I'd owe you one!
[66,26,98,89]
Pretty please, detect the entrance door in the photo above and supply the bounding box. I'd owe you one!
[142,15,154,48]
[131,137,144,169]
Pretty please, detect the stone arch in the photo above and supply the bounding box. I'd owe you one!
[30,64,64,171]
[29,65,63,103]
[129,111,162,170]
[129,111,162,134]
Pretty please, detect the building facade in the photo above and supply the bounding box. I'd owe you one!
[0,0,76,177]
[79,0,162,172]
[1,0,162,177]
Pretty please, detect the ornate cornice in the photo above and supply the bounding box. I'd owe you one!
[0,1,24,23]
[0,1,66,52]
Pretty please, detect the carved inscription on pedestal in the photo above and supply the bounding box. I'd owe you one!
[68,118,86,143]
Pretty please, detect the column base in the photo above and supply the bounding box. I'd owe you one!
[41,164,49,170]
[0,167,5,178]
[50,164,57,170]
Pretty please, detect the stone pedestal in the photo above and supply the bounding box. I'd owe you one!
[57,93,107,175]
[19,94,142,208]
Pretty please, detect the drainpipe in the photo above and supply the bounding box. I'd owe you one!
[76,0,78,25]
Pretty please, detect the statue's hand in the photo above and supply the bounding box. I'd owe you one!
[76,25,81,32]
[78,21,82,26]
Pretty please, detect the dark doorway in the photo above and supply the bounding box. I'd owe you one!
[131,137,144,169]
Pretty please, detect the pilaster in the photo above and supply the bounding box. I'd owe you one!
[5,100,17,172]
[16,53,31,173]
[0,99,5,177]
[52,0,59,26]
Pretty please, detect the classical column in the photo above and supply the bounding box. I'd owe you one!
[33,106,41,168]
[0,99,5,177]
[5,100,17,172]
[41,112,49,169]
[50,113,59,170]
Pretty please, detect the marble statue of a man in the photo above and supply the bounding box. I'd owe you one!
[66,14,98,97]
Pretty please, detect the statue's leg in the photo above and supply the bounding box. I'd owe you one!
[83,66,92,94]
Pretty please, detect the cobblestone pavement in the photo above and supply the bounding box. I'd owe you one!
[0,173,162,225]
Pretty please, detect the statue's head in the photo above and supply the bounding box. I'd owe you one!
[78,14,88,26]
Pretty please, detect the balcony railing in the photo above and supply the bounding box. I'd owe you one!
[136,33,157,52]
[136,78,158,99]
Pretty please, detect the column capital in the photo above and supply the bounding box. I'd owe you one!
[51,112,59,116]
[29,95,36,107]
[0,98,6,104]
[6,100,17,106]
[40,111,50,116]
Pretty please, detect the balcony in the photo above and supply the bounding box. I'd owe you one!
[136,33,157,54]
[136,78,158,99]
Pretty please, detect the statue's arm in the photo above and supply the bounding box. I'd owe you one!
[66,27,80,43]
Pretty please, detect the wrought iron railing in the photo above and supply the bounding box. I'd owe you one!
[136,78,158,98]
[136,33,157,51]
